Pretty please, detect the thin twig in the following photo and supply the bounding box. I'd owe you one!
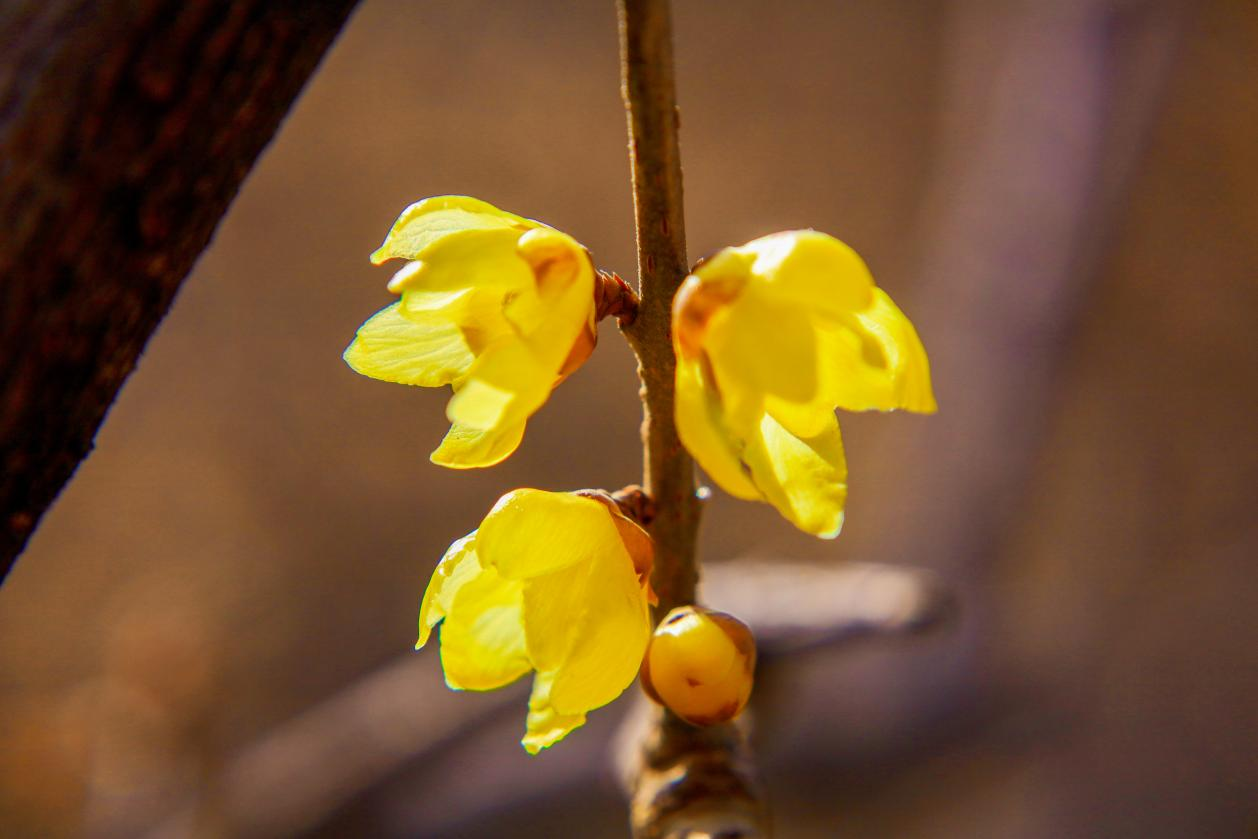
[617,0,700,617]
[616,1,769,836]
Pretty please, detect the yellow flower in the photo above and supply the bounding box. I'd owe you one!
[417,488,655,753]
[344,196,597,468]
[672,230,936,538]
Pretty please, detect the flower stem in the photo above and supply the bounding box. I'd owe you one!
[616,2,769,837]
[617,0,699,618]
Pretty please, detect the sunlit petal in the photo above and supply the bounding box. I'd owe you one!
[674,358,759,499]
[438,555,530,691]
[705,286,817,406]
[743,411,847,539]
[417,534,478,649]
[477,490,624,581]
[343,303,474,388]
[523,672,587,754]
[430,419,527,469]
[821,288,937,413]
[744,229,873,314]
[370,195,536,264]
[543,548,651,715]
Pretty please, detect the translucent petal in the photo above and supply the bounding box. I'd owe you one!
[674,357,759,499]
[820,288,938,414]
[438,557,530,692]
[343,303,474,388]
[542,548,650,716]
[389,227,534,295]
[743,411,847,538]
[370,195,536,264]
[762,392,835,440]
[392,284,470,313]
[705,286,817,406]
[516,249,595,368]
[744,230,874,314]
[445,340,552,432]
[505,227,587,334]
[522,671,587,754]
[417,534,479,649]
[477,490,624,581]
[430,419,527,469]
[687,247,755,288]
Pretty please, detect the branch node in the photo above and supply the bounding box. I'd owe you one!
[595,268,640,326]
[612,484,656,526]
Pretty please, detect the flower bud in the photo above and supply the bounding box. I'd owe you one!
[640,605,755,725]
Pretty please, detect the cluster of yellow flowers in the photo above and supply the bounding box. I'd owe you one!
[345,196,934,751]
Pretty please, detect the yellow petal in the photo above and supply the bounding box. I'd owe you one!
[515,244,596,369]
[389,227,533,296]
[503,227,586,333]
[417,534,478,649]
[674,357,759,499]
[820,287,937,414]
[370,195,536,264]
[430,419,527,469]
[744,230,874,314]
[522,671,587,754]
[705,285,817,407]
[392,287,514,361]
[761,392,836,441]
[743,410,847,538]
[538,545,650,716]
[439,556,530,691]
[477,490,623,581]
[445,340,552,431]
[343,303,474,387]
[417,534,530,692]
[686,247,754,295]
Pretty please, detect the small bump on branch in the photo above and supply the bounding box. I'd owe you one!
[611,484,657,526]
[596,268,641,326]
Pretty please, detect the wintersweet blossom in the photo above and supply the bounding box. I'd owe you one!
[344,196,597,468]
[672,230,936,537]
[417,489,655,753]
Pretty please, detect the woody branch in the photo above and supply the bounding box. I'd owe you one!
[616,1,769,836]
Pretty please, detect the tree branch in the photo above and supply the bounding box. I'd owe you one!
[616,2,769,836]
[617,0,699,617]
[0,0,360,583]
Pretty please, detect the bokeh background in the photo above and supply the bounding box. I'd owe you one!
[2,0,1256,836]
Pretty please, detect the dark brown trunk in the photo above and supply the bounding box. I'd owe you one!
[0,0,361,582]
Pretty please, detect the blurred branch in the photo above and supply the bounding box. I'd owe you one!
[163,658,524,839]
[144,560,946,838]
[0,0,360,583]
[704,560,954,659]
[872,0,1187,577]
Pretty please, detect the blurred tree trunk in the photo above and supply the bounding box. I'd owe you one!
[0,0,360,583]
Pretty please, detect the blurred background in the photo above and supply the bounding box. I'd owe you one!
[2,0,1256,836]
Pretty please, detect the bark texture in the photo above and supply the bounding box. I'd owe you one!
[617,0,700,617]
[617,1,769,836]
[0,0,360,582]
